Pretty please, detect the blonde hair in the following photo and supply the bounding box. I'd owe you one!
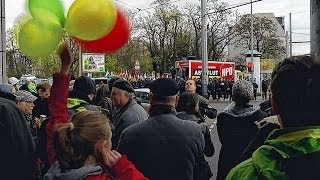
[55,111,111,171]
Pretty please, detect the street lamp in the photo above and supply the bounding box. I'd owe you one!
[250,0,254,82]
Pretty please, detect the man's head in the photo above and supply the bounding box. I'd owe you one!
[270,55,320,128]
[36,81,51,99]
[15,90,37,115]
[232,80,253,105]
[149,78,180,107]
[111,79,134,108]
[185,79,197,93]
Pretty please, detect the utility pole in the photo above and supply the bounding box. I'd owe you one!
[0,0,6,83]
[285,31,289,58]
[289,13,292,57]
[311,0,320,60]
[201,0,208,97]
[78,46,82,77]
[250,0,254,82]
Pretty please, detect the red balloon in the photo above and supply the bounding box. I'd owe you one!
[74,9,130,54]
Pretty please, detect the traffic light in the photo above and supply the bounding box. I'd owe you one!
[247,62,253,72]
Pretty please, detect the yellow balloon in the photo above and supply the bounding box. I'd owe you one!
[18,16,63,58]
[65,0,117,41]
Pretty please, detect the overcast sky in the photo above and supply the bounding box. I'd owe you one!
[5,0,310,55]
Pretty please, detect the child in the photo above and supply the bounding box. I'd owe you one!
[44,44,146,180]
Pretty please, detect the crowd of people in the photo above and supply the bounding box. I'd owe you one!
[1,44,319,180]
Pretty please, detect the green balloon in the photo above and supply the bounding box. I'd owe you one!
[29,0,65,26]
[18,17,63,58]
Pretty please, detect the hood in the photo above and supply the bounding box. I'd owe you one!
[67,98,90,109]
[27,82,37,94]
[251,127,320,179]
[176,111,199,122]
[0,91,16,101]
[44,162,103,180]
[0,83,13,93]
[223,105,258,118]
[69,90,93,104]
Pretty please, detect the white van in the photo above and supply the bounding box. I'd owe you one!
[19,74,37,85]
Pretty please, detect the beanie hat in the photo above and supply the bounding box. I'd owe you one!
[8,77,19,85]
[0,83,14,93]
[73,76,95,95]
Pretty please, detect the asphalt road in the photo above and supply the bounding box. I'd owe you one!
[205,97,266,180]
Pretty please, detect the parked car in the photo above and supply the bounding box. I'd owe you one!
[92,77,109,89]
[134,88,150,111]
[19,74,37,85]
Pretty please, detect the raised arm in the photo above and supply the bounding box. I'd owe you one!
[46,44,73,165]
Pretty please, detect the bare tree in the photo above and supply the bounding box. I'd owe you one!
[182,3,201,59]
[6,26,32,77]
[207,2,240,61]
[232,15,286,60]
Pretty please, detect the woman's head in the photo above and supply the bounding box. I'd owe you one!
[232,80,253,106]
[176,92,199,114]
[55,111,112,171]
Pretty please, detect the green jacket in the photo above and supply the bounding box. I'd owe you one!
[226,126,320,180]
[67,98,101,118]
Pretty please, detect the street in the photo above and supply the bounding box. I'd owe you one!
[205,97,266,180]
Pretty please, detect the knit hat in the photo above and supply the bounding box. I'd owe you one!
[8,77,19,85]
[73,76,95,95]
[113,79,134,93]
[232,80,253,104]
[0,83,14,93]
[150,78,180,98]
[15,90,37,102]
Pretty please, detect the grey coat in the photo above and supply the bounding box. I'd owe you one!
[177,111,214,157]
[112,99,148,149]
[117,105,205,180]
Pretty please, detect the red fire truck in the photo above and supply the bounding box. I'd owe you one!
[175,60,235,81]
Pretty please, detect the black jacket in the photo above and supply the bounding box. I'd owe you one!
[216,104,267,180]
[0,97,35,180]
[0,91,16,101]
[32,96,49,119]
[117,105,205,180]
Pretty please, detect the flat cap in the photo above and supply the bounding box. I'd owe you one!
[113,79,134,93]
[15,90,37,102]
[150,78,180,98]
